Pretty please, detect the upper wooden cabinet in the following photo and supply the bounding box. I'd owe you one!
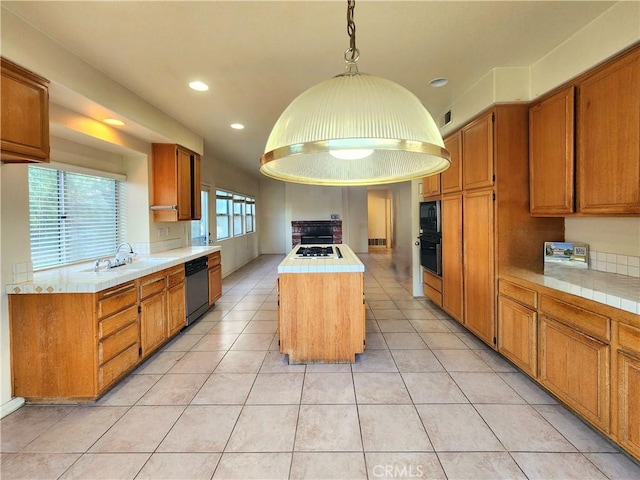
[529,86,575,215]
[528,45,640,216]
[152,143,202,222]
[1,58,49,163]
[462,111,494,191]
[421,174,440,198]
[578,48,640,214]
[441,132,462,193]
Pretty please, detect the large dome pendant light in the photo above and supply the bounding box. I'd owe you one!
[259,0,450,186]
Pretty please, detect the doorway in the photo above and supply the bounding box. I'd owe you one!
[367,188,393,252]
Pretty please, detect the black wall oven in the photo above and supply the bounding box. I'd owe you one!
[419,200,442,276]
[420,232,442,276]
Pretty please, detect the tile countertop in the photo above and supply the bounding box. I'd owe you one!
[6,246,221,295]
[504,264,640,315]
[278,244,365,274]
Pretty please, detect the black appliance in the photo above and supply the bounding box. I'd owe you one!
[296,246,334,257]
[420,200,441,234]
[185,256,209,326]
[419,233,442,276]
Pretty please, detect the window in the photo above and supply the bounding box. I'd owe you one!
[190,187,209,246]
[216,189,256,240]
[28,165,126,270]
[216,190,232,240]
[246,198,255,233]
[233,194,245,236]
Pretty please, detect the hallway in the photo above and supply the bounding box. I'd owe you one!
[1,252,639,479]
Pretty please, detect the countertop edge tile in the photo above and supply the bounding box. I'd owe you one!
[6,246,221,294]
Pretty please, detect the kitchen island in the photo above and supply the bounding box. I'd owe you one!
[277,244,365,363]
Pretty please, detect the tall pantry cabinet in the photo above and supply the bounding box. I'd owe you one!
[442,104,564,347]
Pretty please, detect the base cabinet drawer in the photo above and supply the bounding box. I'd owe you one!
[98,343,140,391]
[497,296,537,376]
[539,315,610,431]
[98,321,139,365]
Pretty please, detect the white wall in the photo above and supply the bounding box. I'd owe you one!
[390,181,415,278]
[260,178,287,254]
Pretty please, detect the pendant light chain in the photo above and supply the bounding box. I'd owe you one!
[345,0,359,67]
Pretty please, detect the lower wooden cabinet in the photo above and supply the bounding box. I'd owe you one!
[208,251,222,305]
[167,282,186,337]
[538,296,611,432]
[140,291,167,357]
[462,189,495,346]
[140,265,187,357]
[441,193,463,322]
[497,296,537,376]
[422,269,442,307]
[617,323,640,458]
[8,264,189,402]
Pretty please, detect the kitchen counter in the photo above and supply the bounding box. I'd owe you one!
[277,244,364,274]
[6,246,220,294]
[503,264,640,315]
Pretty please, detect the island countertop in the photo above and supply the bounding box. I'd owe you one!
[6,246,221,294]
[277,244,364,274]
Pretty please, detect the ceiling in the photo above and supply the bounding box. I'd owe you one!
[3,1,616,178]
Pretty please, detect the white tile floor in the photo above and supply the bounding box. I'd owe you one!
[2,251,640,479]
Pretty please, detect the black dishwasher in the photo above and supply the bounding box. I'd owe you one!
[185,256,209,326]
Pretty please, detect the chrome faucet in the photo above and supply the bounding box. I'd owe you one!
[94,258,112,272]
[113,242,135,267]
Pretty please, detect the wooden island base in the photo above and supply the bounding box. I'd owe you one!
[278,271,365,364]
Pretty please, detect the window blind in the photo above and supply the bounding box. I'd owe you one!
[29,166,126,270]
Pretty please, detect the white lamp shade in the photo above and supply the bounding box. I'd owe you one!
[260,72,450,185]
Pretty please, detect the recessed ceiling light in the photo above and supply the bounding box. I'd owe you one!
[189,81,209,92]
[230,123,245,130]
[103,118,125,126]
[429,77,449,88]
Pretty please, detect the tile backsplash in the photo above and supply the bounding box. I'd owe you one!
[589,250,640,278]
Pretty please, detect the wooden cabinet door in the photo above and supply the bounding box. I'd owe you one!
[1,58,49,163]
[578,49,640,214]
[462,112,494,191]
[529,86,575,215]
[442,132,462,193]
[421,174,441,197]
[208,265,222,305]
[177,147,192,221]
[191,153,202,220]
[441,194,463,323]
[539,315,610,431]
[167,281,186,336]
[140,292,166,357]
[618,351,640,458]
[497,296,536,376]
[462,190,495,345]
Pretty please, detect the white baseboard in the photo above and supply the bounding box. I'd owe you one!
[1,397,25,418]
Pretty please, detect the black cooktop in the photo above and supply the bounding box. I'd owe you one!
[296,246,334,257]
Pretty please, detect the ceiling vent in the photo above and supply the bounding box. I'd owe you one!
[442,110,452,127]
